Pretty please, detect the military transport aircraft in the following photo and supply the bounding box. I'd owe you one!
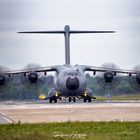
[0,25,140,103]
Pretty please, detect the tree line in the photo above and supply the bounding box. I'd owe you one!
[0,74,139,100]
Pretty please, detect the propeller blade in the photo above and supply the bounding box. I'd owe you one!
[129,65,140,91]
[20,63,46,90]
[96,63,122,90]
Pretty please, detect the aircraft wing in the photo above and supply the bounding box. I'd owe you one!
[3,66,58,76]
[84,66,137,75]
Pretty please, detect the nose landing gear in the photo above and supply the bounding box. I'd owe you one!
[68,96,76,102]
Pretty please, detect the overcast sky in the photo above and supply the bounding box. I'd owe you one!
[0,0,140,70]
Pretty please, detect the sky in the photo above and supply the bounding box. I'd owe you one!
[0,0,140,70]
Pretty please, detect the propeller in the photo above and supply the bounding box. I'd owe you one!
[129,65,140,91]
[20,63,46,90]
[96,63,122,90]
[0,65,14,91]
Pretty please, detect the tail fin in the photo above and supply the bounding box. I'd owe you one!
[18,25,115,65]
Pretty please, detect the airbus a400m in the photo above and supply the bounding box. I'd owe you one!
[0,25,140,103]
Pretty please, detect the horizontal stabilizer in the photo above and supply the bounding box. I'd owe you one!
[70,30,115,33]
[18,30,115,34]
[18,31,65,34]
[18,25,115,65]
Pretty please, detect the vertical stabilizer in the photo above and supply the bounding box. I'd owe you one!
[64,25,70,65]
[18,25,115,65]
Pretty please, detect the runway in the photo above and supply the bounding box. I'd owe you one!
[0,100,140,123]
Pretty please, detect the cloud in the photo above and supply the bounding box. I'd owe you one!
[0,0,140,69]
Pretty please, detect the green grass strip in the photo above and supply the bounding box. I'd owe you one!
[0,121,140,140]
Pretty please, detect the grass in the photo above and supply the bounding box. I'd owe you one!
[95,94,140,101]
[0,121,140,140]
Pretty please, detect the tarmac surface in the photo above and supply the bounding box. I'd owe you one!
[0,100,140,123]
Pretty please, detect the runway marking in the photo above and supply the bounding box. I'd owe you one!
[0,113,16,124]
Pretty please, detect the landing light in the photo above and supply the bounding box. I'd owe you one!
[84,93,87,97]
[55,93,59,97]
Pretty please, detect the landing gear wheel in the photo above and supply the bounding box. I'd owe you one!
[54,98,57,103]
[83,97,86,102]
[73,96,76,102]
[49,97,57,103]
[49,98,52,103]
[88,97,91,103]
[69,97,71,102]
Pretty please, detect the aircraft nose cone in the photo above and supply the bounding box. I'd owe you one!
[66,77,79,90]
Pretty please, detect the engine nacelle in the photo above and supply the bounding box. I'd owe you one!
[28,72,38,83]
[104,71,114,83]
[136,73,140,85]
[0,74,5,86]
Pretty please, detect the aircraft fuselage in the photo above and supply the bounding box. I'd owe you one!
[54,65,87,96]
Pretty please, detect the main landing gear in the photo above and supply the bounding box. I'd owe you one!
[83,96,91,102]
[49,96,57,103]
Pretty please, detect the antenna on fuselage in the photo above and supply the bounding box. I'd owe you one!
[18,25,115,65]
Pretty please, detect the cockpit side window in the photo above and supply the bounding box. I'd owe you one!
[67,73,78,77]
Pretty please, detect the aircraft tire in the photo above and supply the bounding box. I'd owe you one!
[88,97,91,103]
[73,96,76,102]
[83,97,86,102]
[49,98,52,103]
[69,97,71,102]
[54,98,57,103]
